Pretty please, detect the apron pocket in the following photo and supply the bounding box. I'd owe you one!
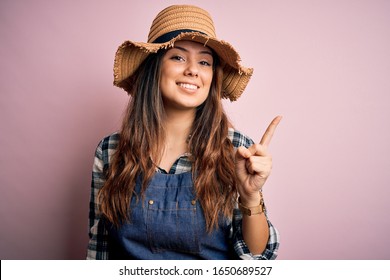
[146,200,200,254]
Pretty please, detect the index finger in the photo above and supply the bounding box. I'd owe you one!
[259,116,282,147]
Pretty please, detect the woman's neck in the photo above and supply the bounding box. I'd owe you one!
[164,109,195,142]
[158,109,195,171]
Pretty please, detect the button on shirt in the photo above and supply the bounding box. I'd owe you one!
[87,128,280,259]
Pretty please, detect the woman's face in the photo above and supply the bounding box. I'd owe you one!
[159,40,214,113]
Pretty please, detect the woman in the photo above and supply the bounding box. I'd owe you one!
[87,4,281,260]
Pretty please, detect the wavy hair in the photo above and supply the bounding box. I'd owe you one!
[98,49,237,232]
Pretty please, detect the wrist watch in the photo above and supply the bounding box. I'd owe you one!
[238,195,265,216]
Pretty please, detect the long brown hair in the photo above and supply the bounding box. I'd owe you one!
[99,49,237,232]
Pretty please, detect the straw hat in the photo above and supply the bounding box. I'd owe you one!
[113,4,253,101]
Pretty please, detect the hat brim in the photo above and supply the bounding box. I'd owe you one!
[113,32,253,101]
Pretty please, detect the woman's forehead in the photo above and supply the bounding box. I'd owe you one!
[171,40,213,53]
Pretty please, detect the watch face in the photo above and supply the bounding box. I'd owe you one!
[243,208,251,216]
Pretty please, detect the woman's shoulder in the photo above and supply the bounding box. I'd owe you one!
[93,132,120,166]
[95,132,120,153]
[227,127,255,149]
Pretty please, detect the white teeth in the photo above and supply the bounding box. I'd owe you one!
[178,83,197,90]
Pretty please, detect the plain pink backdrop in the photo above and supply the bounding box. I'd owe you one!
[1,0,389,259]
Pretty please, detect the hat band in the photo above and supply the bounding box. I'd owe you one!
[152,29,207,43]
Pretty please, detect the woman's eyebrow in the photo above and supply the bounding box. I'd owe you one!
[172,46,213,57]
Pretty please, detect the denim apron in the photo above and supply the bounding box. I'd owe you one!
[105,172,236,259]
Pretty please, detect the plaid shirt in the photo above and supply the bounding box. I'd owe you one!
[87,128,279,259]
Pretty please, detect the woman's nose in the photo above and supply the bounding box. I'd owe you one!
[184,60,199,77]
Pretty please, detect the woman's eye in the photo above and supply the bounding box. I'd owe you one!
[171,55,184,61]
[200,61,212,66]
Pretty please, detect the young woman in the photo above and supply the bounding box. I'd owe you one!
[87,4,281,260]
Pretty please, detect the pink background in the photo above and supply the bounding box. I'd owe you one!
[1,0,389,260]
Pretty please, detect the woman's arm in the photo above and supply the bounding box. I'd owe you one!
[234,116,282,257]
[87,134,119,259]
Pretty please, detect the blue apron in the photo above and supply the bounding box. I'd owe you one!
[105,172,236,259]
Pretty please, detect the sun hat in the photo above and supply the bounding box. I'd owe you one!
[113,4,253,101]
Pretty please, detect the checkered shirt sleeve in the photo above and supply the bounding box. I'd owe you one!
[87,133,120,259]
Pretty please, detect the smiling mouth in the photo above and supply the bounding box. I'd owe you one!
[177,83,198,90]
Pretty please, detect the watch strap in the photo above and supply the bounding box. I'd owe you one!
[238,194,265,216]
